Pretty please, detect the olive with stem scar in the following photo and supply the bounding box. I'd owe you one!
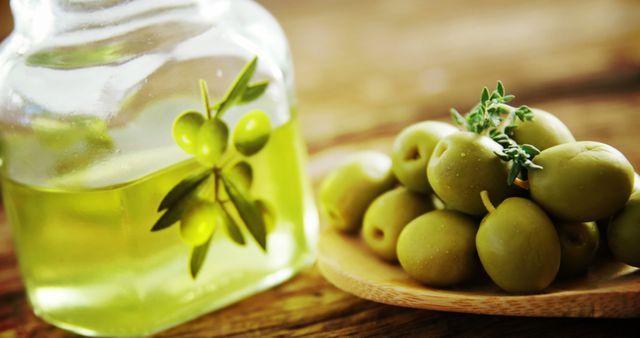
[362,187,435,261]
[391,121,458,194]
[319,151,396,233]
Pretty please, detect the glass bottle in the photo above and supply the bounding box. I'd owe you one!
[0,0,318,336]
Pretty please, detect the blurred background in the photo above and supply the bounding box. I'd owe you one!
[1,0,639,169]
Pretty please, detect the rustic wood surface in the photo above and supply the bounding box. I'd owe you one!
[0,0,11,41]
[2,0,640,336]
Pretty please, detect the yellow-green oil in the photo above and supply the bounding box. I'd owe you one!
[2,119,317,336]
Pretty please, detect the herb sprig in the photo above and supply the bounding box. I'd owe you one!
[151,56,272,278]
[450,81,542,184]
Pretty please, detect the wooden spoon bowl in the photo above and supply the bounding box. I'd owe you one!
[317,227,640,318]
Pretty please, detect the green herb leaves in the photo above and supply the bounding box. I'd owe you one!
[450,82,519,135]
[492,129,543,184]
[151,56,274,279]
[451,81,542,184]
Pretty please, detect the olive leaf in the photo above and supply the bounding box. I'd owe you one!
[153,169,210,232]
[157,169,210,212]
[226,161,253,192]
[239,81,269,104]
[151,202,186,232]
[200,79,211,118]
[189,236,213,279]
[216,56,258,117]
[207,100,221,113]
[219,203,246,246]
[221,173,267,251]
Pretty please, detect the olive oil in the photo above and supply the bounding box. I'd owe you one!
[2,119,317,336]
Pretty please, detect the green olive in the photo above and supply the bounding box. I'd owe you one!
[427,132,513,216]
[634,172,640,193]
[529,141,635,222]
[608,191,640,267]
[319,151,396,233]
[227,161,253,192]
[432,194,446,210]
[233,110,272,156]
[172,110,205,154]
[362,187,435,261]
[196,119,229,167]
[557,221,599,277]
[180,201,218,246]
[511,108,575,151]
[594,217,612,258]
[476,197,560,294]
[391,121,458,193]
[397,210,478,287]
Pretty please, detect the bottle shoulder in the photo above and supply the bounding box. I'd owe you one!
[2,0,290,67]
[0,0,293,111]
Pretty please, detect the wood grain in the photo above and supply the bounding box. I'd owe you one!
[2,0,640,336]
[0,0,12,42]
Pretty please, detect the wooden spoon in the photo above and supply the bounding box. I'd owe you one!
[317,227,640,318]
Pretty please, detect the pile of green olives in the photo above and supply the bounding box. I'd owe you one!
[320,108,638,294]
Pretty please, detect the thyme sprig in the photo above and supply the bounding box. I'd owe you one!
[450,81,542,185]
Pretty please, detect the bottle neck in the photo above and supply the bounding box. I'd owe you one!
[10,0,225,41]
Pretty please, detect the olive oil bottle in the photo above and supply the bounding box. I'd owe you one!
[0,1,318,335]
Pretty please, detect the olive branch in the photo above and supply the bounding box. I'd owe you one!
[150,57,272,279]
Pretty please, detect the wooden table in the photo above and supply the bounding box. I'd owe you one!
[2,0,640,336]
